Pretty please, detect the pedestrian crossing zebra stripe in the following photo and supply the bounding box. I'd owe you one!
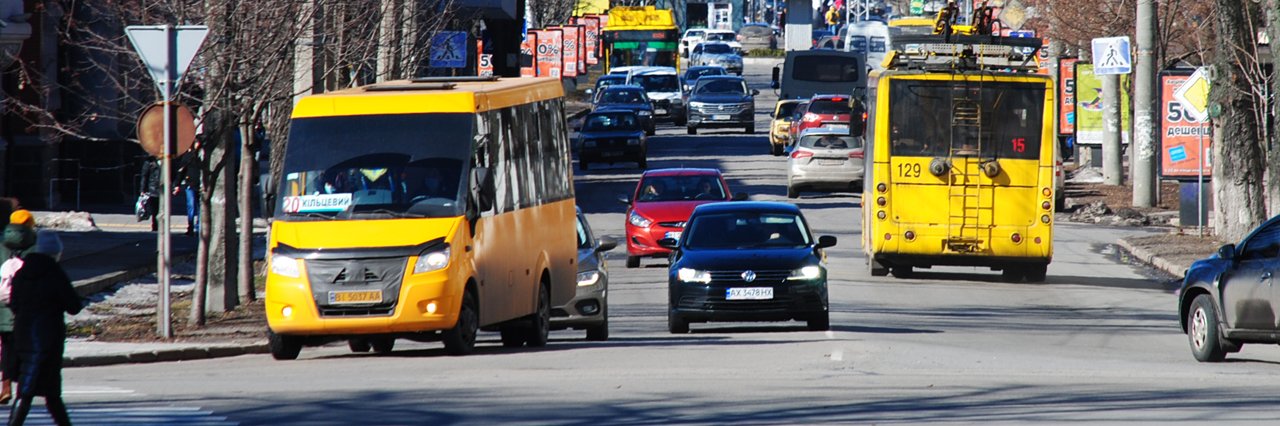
[0,405,237,425]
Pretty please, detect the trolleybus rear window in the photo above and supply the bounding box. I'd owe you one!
[887,81,1044,160]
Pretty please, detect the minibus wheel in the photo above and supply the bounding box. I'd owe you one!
[526,283,551,347]
[443,289,479,355]
[348,339,371,353]
[371,337,395,354]
[268,330,302,360]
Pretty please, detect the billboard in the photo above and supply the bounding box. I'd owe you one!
[1074,62,1130,146]
[1058,57,1077,135]
[557,26,579,77]
[520,33,537,77]
[1160,73,1213,178]
[534,29,563,78]
[581,16,600,65]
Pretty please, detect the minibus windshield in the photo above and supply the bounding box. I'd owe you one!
[277,113,473,220]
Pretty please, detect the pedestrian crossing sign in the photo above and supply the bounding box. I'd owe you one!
[1091,36,1131,75]
[430,31,467,68]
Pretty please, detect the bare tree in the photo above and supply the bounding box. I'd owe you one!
[530,0,578,28]
[1207,0,1267,242]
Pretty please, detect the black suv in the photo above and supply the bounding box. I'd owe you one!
[1179,214,1280,362]
[576,109,647,171]
[686,75,757,135]
[661,201,836,333]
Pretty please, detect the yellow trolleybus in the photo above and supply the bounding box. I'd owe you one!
[602,6,680,72]
[266,76,577,359]
[861,35,1056,282]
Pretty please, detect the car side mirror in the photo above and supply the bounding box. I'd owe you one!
[617,194,632,205]
[1218,243,1236,260]
[732,192,748,201]
[657,238,679,249]
[596,236,618,253]
[770,66,780,89]
[751,89,760,96]
[585,88,594,96]
[817,235,837,249]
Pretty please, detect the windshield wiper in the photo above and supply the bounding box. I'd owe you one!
[356,209,428,218]
[286,212,335,220]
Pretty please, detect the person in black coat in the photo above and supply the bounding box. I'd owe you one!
[6,222,81,426]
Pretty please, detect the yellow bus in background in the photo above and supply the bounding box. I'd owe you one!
[266,77,577,359]
[602,6,680,72]
[862,35,1055,282]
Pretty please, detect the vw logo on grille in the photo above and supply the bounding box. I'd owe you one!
[741,270,757,282]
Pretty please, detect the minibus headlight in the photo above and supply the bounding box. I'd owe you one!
[788,265,822,281]
[270,255,300,278]
[678,268,712,284]
[577,270,602,286]
[414,247,452,274]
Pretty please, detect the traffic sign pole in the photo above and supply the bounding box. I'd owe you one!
[1102,74,1123,185]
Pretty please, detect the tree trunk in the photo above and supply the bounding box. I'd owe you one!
[238,117,255,304]
[1210,0,1268,242]
[207,115,240,312]
[1266,2,1280,217]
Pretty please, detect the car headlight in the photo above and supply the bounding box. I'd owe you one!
[583,140,597,148]
[788,265,823,281]
[628,211,653,228]
[689,102,706,109]
[577,270,602,287]
[270,255,301,278]
[626,138,642,146]
[413,247,451,274]
[638,110,652,116]
[678,268,712,284]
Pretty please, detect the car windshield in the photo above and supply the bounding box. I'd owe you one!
[686,69,726,83]
[685,212,812,249]
[776,102,800,118]
[791,103,810,120]
[635,175,727,202]
[706,33,735,42]
[278,113,471,220]
[703,44,734,54]
[686,30,706,38]
[583,112,640,131]
[634,74,679,92]
[799,134,861,149]
[695,79,747,95]
[601,89,647,104]
[597,76,625,88]
[808,99,852,115]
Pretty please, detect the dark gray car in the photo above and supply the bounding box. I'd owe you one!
[552,207,616,340]
[686,75,758,135]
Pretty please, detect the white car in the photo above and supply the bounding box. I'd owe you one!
[690,43,743,75]
[702,29,742,53]
[626,67,687,125]
[786,127,865,198]
[679,29,708,58]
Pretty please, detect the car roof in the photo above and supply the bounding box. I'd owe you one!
[697,75,743,82]
[699,42,733,47]
[810,94,850,101]
[603,84,645,91]
[776,99,802,105]
[642,168,724,178]
[798,127,852,137]
[632,67,678,76]
[705,29,735,34]
[693,201,801,215]
[685,65,723,71]
[588,108,638,116]
[598,74,626,81]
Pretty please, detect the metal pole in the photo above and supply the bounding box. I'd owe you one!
[1102,74,1123,185]
[157,24,174,339]
[1197,122,1205,237]
[1133,0,1157,206]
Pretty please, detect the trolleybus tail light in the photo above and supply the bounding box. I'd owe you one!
[876,196,886,206]
[1042,201,1052,210]
[1042,187,1052,197]
[1011,233,1022,244]
[877,183,887,193]
[876,211,887,220]
[904,231,916,241]
[884,233,892,241]
[791,150,814,159]
[1034,237,1042,244]
[1041,215,1051,224]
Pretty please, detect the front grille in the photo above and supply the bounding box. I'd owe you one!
[677,285,824,312]
[588,138,627,149]
[708,269,791,284]
[306,257,406,318]
[695,103,749,114]
[653,99,672,108]
[657,221,686,228]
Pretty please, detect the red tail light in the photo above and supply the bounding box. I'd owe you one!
[849,150,864,159]
[791,150,814,159]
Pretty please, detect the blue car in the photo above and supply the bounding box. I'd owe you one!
[1179,214,1280,362]
[592,85,656,135]
[660,201,837,333]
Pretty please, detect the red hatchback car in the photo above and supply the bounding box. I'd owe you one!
[619,168,742,268]
[790,94,853,138]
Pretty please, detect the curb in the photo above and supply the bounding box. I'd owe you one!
[64,343,268,368]
[71,252,199,298]
[1115,238,1189,279]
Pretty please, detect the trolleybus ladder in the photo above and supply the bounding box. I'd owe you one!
[945,95,990,253]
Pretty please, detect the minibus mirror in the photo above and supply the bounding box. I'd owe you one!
[596,236,618,252]
[817,235,837,249]
[770,66,780,89]
[474,167,494,212]
[657,238,679,249]
[732,192,748,201]
[617,194,631,205]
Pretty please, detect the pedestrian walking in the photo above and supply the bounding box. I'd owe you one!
[175,147,200,236]
[4,210,82,426]
[139,158,161,231]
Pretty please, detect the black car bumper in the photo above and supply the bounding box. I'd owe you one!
[688,109,755,128]
[651,100,686,121]
[580,146,645,163]
[670,281,828,323]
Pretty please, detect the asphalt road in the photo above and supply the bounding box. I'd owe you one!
[47,61,1280,425]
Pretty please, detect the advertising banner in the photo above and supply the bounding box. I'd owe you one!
[535,29,563,78]
[581,17,600,65]
[556,27,579,77]
[570,25,587,74]
[1160,73,1213,178]
[520,33,537,77]
[1058,57,1077,135]
[1074,62,1130,146]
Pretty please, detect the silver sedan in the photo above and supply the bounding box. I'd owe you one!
[786,127,865,198]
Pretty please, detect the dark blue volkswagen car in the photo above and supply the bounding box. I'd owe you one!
[660,202,836,333]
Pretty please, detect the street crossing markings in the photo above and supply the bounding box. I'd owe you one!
[1,404,237,425]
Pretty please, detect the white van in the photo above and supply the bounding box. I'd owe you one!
[844,21,890,72]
